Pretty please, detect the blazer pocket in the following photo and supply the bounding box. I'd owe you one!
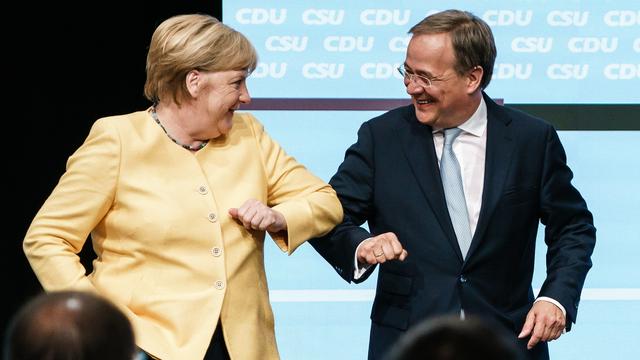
[371,272,413,330]
[378,271,413,296]
[501,185,539,207]
[371,303,411,331]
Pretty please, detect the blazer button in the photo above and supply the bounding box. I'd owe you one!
[208,213,217,222]
[211,247,222,257]
[214,280,225,290]
[459,275,468,283]
[198,185,208,195]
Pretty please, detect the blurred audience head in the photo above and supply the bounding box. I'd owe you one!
[385,315,522,360]
[4,290,136,360]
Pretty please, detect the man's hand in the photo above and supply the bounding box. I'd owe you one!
[229,199,287,233]
[357,232,408,265]
[518,300,566,350]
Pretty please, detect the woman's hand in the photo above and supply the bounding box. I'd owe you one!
[229,199,287,232]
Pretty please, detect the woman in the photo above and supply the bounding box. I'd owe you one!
[23,14,342,360]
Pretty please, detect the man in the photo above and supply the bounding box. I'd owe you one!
[4,290,136,360]
[310,9,595,360]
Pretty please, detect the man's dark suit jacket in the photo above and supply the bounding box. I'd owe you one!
[310,93,596,360]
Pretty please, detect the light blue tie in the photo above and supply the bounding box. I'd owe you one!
[440,128,472,259]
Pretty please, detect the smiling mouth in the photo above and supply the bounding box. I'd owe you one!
[416,98,434,105]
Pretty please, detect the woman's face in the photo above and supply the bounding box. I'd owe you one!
[196,69,251,138]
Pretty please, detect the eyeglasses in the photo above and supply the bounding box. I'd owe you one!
[397,65,435,87]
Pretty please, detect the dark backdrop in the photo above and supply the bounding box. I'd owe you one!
[5,0,222,346]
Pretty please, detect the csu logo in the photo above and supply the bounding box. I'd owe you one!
[568,37,618,53]
[324,36,374,52]
[251,63,287,79]
[604,64,640,80]
[511,37,553,53]
[483,10,532,26]
[604,11,640,26]
[493,64,532,79]
[388,36,410,52]
[302,9,344,25]
[265,36,308,52]
[547,11,589,26]
[360,9,411,25]
[360,63,403,79]
[302,63,345,79]
[547,64,589,80]
[235,8,286,25]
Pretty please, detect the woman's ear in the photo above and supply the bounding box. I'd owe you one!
[185,70,202,97]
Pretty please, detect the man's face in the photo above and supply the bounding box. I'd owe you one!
[403,32,479,128]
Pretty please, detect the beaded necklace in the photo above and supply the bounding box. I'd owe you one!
[150,107,208,151]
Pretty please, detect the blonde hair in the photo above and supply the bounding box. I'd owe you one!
[144,14,258,105]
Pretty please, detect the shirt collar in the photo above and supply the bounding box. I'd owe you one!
[432,96,487,137]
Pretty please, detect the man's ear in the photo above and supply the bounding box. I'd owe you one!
[466,66,483,94]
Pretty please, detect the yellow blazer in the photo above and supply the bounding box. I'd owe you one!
[24,110,343,359]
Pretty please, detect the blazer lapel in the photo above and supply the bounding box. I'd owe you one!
[398,106,464,261]
[466,95,515,260]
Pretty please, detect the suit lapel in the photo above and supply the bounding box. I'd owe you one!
[466,95,515,260]
[398,106,464,261]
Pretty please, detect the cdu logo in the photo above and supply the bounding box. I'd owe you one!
[493,64,533,80]
[360,63,404,79]
[251,63,287,79]
[324,36,374,52]
[568,37,618,53]
[360,9,411,26]
[634,38,640,53]
[604,64,640,80]
[483,10,533,26]
[604,11,639,27]
[235,8,287,25]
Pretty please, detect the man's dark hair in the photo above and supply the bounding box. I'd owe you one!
[409,9,497,90]
[4,290,135,360]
